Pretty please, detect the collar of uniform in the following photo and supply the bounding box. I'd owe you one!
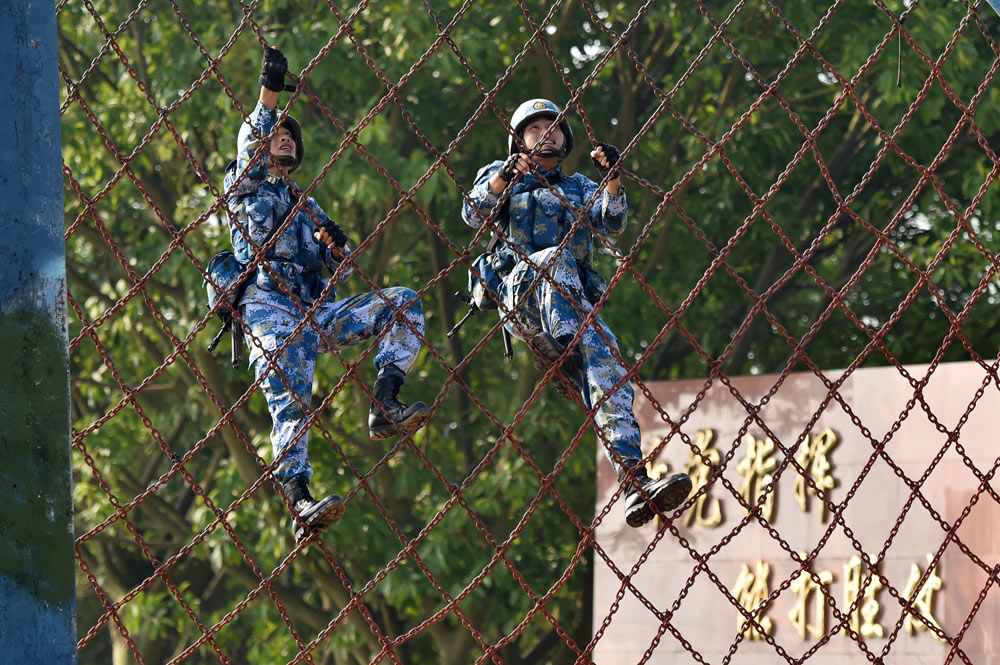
[535,164,564,181]
[522,165,564,188]
[264,173,283,186]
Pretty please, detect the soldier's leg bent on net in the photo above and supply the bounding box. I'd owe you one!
[504,247,587,399]
[505,247,691,527]
[315,287,430,440]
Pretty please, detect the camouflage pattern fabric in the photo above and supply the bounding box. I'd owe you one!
[226,101,424,482]
[224,102,353,309]
[244,289,423,482]
[463,162,642,473]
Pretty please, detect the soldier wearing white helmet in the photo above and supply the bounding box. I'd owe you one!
[462,98,691,528]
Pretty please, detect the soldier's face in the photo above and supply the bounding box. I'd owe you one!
[522,116,564,155]
[270,125,296,161]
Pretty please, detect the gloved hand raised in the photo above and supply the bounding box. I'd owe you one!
[259,47,296,93]
[590,142,621,180]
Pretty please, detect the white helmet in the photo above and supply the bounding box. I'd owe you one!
[507,98,575,158]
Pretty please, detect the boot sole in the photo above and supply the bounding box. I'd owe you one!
[625,474,693,528]
[294,496,346,542]
[369,407,432,441]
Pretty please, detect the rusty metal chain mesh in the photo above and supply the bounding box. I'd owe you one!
[59,0,1000,663]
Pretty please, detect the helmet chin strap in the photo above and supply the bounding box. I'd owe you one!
[276,155,296,167]
[531,144,566,159]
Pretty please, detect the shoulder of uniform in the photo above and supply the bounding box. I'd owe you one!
[474,160,504,182]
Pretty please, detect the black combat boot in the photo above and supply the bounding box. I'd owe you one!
[281,475,345,542]
[368,373,431,440]
[620,465,692,528]
[531,332,585,400]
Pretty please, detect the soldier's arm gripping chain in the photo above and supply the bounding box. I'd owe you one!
[591,142,621,180]
[259,46,297,93]
[498,152,524,182]
[319,219,349,248]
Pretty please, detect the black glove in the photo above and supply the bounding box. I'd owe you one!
[498,153,523,182]
[591,142,621,180]
[319,219,349,248]
[259,47,296,93]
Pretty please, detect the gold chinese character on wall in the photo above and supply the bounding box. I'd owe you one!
[793,428,838,522]
[732,561,773,640]
[843,555,884,639]
[902,554,946,642]
[788,555,834,640]
[683,429,722,528]
[737,433,776,522]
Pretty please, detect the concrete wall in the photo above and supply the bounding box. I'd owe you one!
[0,0,78,662]
[594,361,1000,663]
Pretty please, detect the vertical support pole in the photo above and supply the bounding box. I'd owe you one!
[0,0,77,663]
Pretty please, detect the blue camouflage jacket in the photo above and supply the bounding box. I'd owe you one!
[462,161,627,293]
[224,101,351,312]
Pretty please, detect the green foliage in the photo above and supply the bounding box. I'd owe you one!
[61,1,1000,664]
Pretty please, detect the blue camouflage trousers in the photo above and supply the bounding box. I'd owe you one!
[244,287,423,482]
[502,246,642,474]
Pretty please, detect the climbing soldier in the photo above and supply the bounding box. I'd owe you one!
[461,99,691,527]
[224,47,430,540]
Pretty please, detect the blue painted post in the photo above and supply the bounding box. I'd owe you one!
[0,0,78,663]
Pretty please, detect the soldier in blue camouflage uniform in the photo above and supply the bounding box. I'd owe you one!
[462,99,690,527]
[226,47,430,540]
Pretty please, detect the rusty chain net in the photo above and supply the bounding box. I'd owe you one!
[59,0,1000,663]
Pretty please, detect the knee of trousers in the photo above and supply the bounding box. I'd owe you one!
[533,250,585,299]
[387,286,423,317]
[531,246,581,275]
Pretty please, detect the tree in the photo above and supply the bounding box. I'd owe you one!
[59,1,1000,663]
